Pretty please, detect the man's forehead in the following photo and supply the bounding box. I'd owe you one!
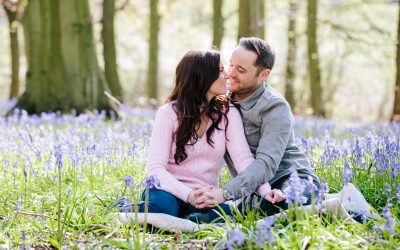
[230,46,257,66]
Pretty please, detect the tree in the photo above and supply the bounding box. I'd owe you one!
[237,0,265,40]
[146,0,159,100]
[393,1,400,122]
[212,0,224,49]
[102,0,123,101]
[2,0,24,100]
[307,0,325,117]
[284,0,297,109]
[16,0,111,114]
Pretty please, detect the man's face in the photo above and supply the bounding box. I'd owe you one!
[229,46,269,100]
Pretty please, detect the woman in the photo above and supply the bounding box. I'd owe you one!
[139,50,280,222]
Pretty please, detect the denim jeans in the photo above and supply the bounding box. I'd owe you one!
[139,188,232,223]
[239,175,321,216]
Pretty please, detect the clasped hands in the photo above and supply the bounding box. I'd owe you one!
[187,186,286,209]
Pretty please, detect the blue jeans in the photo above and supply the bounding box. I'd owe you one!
[139,188,232,223]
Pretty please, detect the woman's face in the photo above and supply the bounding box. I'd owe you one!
[206,61,228,100]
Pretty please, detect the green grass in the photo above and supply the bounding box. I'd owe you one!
[0,116,399,249]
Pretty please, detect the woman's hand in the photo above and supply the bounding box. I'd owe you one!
[187,190,199,207]
[264,189,286,204]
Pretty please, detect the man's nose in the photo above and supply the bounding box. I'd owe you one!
[229,68,236,78]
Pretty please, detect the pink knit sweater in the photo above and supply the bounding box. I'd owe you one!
[146,102,271,202]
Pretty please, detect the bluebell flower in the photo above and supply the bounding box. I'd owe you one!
[304,176,318,194]
[316,179,329,207]
[226,229,245,250]
[283,167,307,206]
[54,145,63,169]
[381,203,396,236]
[397,187,400,206]
[255,216,275,245]
[342,170,353,186]
[145,175,160,189]
[122,176,135,189]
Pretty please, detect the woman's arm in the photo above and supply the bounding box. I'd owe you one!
[225,106,271,197]
[146,105,193,202]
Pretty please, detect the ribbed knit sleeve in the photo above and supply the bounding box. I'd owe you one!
[146,104,193,202]
[225,107,271,197]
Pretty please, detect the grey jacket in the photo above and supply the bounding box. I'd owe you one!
[224,84,318,199]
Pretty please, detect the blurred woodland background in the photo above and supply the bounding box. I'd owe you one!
[0,0,399,121]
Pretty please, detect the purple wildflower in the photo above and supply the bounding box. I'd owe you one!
[381,203,396,236]
[226,229,245,250]
[145,175,160,189]
[342,170,353,186]
[316,179,329,208]
[397,187,400,206]
[254,216,275,245]
[122,176,135,189]
[283,167,307,206]
[258,216,275,230]
[304,176,318,194]
[54,145,63,169]
[20,230,26,249]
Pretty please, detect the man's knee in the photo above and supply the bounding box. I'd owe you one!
[141,189,180,216]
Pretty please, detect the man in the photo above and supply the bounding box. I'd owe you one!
[194,37,320,215]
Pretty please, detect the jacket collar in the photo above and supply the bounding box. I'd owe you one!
[234,84,266,111]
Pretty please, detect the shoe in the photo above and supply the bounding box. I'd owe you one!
[185,212,209,223]
[326,183,379,221]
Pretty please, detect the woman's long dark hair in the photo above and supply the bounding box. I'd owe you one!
[168,50,230,164]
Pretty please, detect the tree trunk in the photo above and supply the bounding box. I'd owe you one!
[393,1,400,122]
[284,0,297,109]
[212,0,224,49]
[17,0,111,114]
[238,0,265,41]
[2,1,23,100]
[307,0,325,117]
[102,0,123,101]
[147,0,159,100]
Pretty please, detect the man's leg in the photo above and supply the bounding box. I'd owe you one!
[239,175,320,216]
[139,188,181,217]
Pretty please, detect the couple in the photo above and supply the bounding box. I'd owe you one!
[138,37,321,223]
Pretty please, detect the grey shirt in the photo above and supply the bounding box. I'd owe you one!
[223,84,318,199]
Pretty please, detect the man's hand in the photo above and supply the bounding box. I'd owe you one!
[192,186,225,209]
[264,189,286,204]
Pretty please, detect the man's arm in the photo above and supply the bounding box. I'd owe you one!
[223,100,294,199]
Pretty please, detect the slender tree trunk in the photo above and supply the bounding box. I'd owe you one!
[238,0,250,40]
[284,0,297,109]
[147,0,159,100]
[17,0,111,114]
[212,0,223,49]
[238,0,265,41]
[393,1,400,122]
[102,0,123,101]
[2,1,23,100]
[254,0,265,39]
[307,0,325,117]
